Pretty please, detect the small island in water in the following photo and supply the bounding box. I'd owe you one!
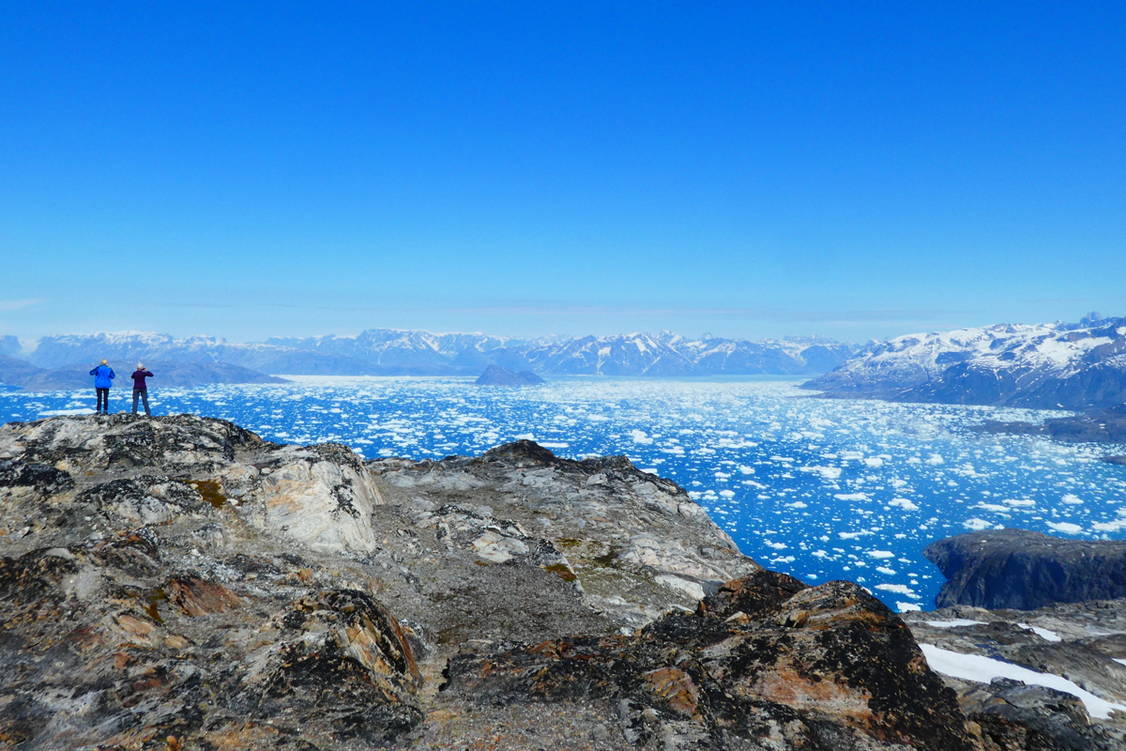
[474,364,546,386]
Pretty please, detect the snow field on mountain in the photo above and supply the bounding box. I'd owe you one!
[4,375,1126,611]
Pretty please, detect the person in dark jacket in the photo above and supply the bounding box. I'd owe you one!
[89,359,115,414]
[131,363,154,416]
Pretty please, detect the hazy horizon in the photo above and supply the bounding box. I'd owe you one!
[2,307,1120,353]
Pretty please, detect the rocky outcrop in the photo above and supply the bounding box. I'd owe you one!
[443,571,978,751]
[4,415,1118,749]
[371,438,760,626]
[974,404,1126,445]
[0,415,764,748]
[474,364,545,385]
[925,529,1126,609]
[904,600,1126,750]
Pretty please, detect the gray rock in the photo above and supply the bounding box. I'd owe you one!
[6,414,1122,749]
[904,600,1126,750]
[925,529,1126,609]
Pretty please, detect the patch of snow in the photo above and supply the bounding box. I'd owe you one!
[920,644,1126,719]
[924,619,987,628]
[1018,623,1062,642]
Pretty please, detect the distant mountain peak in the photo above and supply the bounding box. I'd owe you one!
[26,328,858,377]
[804,314,1126,409]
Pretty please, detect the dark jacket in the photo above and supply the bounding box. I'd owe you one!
[131,370,154,390]
[90,364,115,388]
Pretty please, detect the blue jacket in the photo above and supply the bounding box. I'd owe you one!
[89,364,115,388]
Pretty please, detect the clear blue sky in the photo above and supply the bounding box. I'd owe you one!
[3,2,1124,343]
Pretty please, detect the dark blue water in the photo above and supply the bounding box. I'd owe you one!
[6,376,1125,612]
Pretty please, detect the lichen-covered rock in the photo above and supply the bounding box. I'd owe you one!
[7,414,1108,750]
[443,571,979,750]
[238,589,423,743]
[0,414,383,556]
[904,601,1126,750]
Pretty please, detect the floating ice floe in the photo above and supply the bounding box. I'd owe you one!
[875,583,919,598]
[1093,518,1126,532]
[800,465,842,481]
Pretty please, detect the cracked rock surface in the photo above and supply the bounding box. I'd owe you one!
[1,415,1121,749]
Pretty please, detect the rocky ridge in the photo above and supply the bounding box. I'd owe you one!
[19,329,856,377]
[803,315,1126,409]
[1,415,1124,749]
[925,530,1126,610]
[904,599,1126,750]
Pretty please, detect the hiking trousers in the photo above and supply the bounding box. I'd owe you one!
[96,388,110,414]
[132,389,151,416]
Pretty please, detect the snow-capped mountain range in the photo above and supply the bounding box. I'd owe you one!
[14,329,855,378]
[803,314,1126,409]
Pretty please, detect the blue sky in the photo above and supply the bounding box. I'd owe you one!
[3,2,1124,343]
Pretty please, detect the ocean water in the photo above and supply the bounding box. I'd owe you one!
[5,376,1126,612]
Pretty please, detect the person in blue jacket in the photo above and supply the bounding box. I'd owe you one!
[89,359,115,414]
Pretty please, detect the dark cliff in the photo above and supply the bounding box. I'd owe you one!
[925,529,1126,610]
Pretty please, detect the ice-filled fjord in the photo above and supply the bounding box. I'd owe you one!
[6,376,1125,612]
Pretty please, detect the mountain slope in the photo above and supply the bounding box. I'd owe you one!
[28,328,857,377]
[0,354,284,390]
[803,315,1126,409]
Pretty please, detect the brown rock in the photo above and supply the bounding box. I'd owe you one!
[165,576,241,616]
